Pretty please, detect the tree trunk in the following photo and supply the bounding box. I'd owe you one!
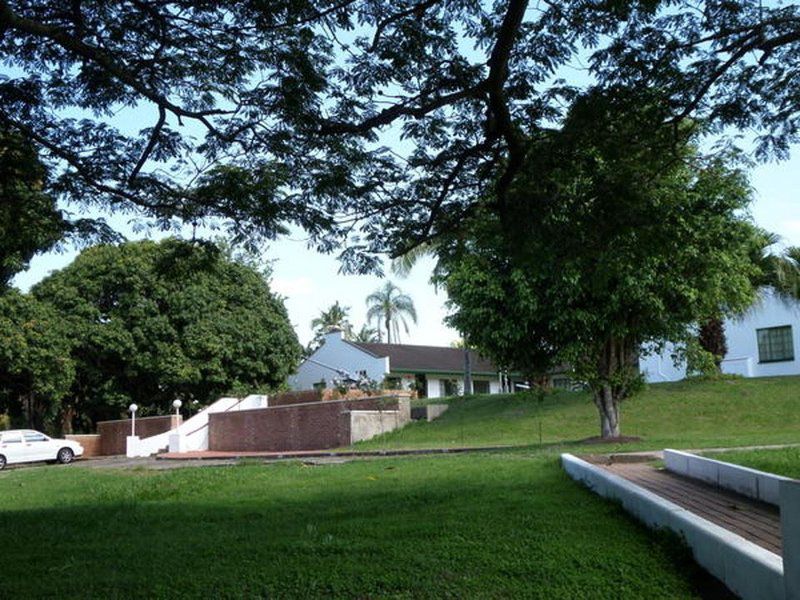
[385,316,392,343]
[463,343,473,395]
[596,383,620,438]
[591,336,638,439]
[61,404,75,435]
[22,392,34,428]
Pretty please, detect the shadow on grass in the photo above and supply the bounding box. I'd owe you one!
[0,459,726,599]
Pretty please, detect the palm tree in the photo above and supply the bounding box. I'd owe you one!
[352,324,380,343]
[390,242,437,278]
[366,282,417,343]
[310,301,353,339]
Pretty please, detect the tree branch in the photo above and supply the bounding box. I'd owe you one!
[318,84,486,134]
[129,105,166,183]
[0,1,230,131]
[369,0,445,51]
[485,0,529,200]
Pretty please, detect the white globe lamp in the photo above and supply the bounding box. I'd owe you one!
[129,403,138,436]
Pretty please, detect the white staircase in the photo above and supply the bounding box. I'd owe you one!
[126,395,268,457]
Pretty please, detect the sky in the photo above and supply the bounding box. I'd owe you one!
[12,146,800,347]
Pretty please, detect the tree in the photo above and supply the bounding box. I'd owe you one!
[0,290,75,432]
[697,318,728,370]
[439,90,762,439]
[0,130,66,289]
[33,239,302,428]
[307,301,354,354]
[311,302,353,339]
[0,2,797,267]
[352,324,380,343]
[366,282,417,344]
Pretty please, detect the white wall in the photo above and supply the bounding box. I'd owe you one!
[640,289,800,382]
[289,331,388,390]
[725,291,800,377]
[640,341,690,383]
[423,374,502,398]
[426,377,442,399]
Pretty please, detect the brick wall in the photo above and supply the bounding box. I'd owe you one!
[97,415,181,456]
[66,434,102,457]
[209,397,402,452]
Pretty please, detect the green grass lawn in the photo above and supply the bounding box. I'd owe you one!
[0,454,720,599]
[4,376,799,598]
[706,447,800,479]
[358,376,800,452]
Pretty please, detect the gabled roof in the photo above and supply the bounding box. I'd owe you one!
[347,341,499,375]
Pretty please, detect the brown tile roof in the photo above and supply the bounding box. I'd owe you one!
[347,341,499,375]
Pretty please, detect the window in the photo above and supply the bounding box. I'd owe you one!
[473,380,490,394]
[24,433,48,443]
[757,326,795,363]
[552,377,572,389]
[1,434,22,444]
[443,379,461,397]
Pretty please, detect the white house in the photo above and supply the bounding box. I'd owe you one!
[641,289,800,382]
[289,330,513,398]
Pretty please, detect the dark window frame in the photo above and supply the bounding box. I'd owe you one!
[756,325,795,364]
[473,380,491,394]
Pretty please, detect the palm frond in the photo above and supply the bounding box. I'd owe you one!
[390,243,435,278]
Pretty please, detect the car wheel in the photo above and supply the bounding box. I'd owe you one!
[57,447,74,465]
[0,454,5,470]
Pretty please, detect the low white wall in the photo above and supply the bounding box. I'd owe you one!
[425,404,448,422]
[664,449,793,506]
[561,454,785,600]
[781,480,800,600]
[349,400,411,444]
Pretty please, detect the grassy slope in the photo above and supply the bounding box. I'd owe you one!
[708,447,800,479]
[0,455,714,599]
[357,376,800,452]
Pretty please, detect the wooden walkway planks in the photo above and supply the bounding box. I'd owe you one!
[601,462,782,554]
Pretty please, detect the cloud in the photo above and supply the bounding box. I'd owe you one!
[271,276,314,297]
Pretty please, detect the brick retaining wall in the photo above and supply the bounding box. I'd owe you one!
[66,434,102,457]
[209,397,402,452]
[97,415,181,456]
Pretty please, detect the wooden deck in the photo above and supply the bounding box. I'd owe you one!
[601,462,782,554]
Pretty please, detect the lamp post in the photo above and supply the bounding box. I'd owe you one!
[129,403,138,436]
[172,399,182,416]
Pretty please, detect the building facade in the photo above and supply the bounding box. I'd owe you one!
[641,290,800,382]
[289,331,508,398]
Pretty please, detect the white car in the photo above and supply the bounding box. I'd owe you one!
[0,430,84,470]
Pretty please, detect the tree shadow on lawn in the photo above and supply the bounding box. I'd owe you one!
[0,461,728,599]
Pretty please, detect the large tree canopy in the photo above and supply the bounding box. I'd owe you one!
[0,130,66,289]
[0,1,797,268]
[439,90,762,438]
[0,290,75,431]
[32,239,302,429]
